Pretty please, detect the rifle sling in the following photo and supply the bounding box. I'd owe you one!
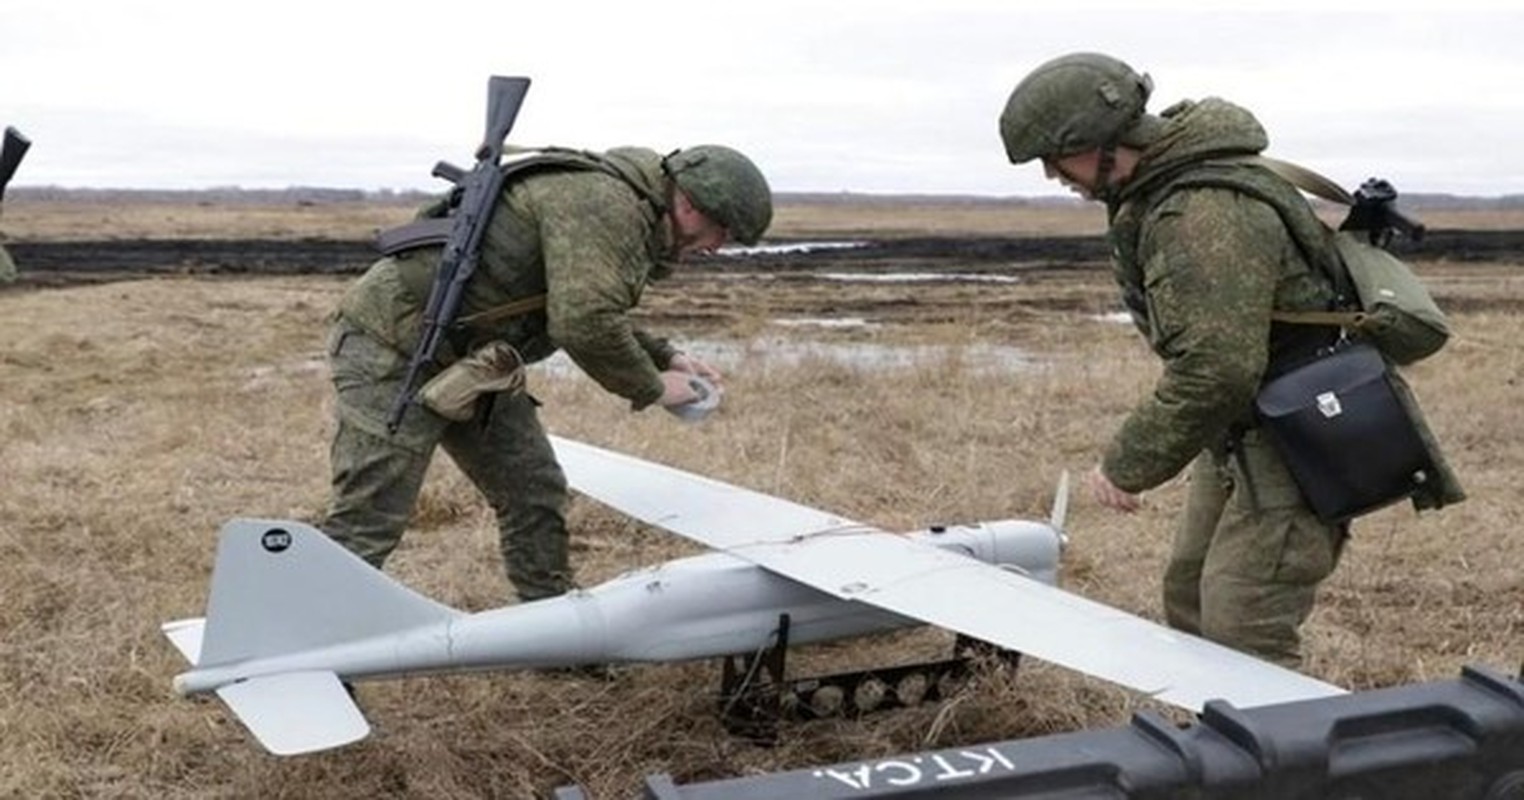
[457,294,548,328]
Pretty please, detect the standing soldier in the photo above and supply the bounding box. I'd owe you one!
[996,53,1460,667]
[0,125,30,284]
[0,234,14,284]
[323,143,772,602]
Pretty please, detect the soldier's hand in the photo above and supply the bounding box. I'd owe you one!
[668,352,724,387]
[657,370,706,407]
[1087,465,1142,513]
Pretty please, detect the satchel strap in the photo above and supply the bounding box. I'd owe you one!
[1246,155,1354,206]
[1270,308,1368,329]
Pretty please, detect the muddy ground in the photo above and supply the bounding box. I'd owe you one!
[9,228,1524,278]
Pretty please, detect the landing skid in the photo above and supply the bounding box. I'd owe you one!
[717,613,1022,743]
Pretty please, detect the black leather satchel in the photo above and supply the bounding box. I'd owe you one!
[1254,342,1434,522]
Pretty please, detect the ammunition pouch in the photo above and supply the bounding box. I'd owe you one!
[1254,342,1433,523]
[417,340,526,421]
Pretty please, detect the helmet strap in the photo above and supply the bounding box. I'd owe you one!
[1094,144,1119,203]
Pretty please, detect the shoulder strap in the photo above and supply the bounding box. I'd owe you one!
[1247,156,1354,206]
[502,146,669,215]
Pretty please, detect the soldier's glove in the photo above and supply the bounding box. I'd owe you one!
[418,340,526,421]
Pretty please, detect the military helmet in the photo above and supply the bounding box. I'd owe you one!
[999,52,1153,164]
[665,145,773,245]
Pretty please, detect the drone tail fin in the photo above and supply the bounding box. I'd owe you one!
[162,519,459,754]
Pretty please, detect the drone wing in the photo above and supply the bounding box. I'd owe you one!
[550,435,1345,711]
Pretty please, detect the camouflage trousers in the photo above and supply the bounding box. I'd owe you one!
[1162,429,1347,669]
[320,320,573,601]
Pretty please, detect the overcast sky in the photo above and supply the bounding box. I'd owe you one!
[4,1,1520,197]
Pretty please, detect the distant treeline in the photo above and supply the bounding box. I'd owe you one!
[7,186,1524,211]
[6,186,435,206]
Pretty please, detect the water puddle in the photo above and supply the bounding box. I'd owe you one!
[815,272,1022,284]
[532,336,1032,377]
[771,317,876,330]
[717,241,866,256]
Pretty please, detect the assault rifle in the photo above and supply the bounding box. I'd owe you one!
[1,126,32,204]
[1339,177,1426,249]
[384,76,532,435]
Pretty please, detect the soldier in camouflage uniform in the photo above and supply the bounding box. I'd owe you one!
[999,53,1458,667]
[0,191,14,283]
[0,126,20,284]
[0,126,18,283]
[323,143,772,602]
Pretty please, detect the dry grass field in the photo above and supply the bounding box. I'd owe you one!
[1,197,1520,798]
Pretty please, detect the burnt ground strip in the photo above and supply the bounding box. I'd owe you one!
[7,229,1523,282]
[6,238,376,277]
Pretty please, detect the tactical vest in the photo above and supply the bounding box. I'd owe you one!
[1108,158,1347,375]
[374,147,671,330]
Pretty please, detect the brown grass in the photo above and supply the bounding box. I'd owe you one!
[0,201,1519,798]
[1,199,417,242]
[769,199,1111,238]
[7,195,1524,242]
[3,196,1107,241]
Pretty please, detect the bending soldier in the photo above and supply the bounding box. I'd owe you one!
[323,143,772,602]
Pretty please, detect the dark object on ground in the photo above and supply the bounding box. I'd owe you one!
[557,663,1524,800]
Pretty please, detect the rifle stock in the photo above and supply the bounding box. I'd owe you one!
[384,76,532,434]
[1,126,32,204]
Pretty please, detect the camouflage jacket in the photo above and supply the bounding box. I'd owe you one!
[1101,98,1341,493]
[337,147,680,409]
[1104,100,1464,509]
